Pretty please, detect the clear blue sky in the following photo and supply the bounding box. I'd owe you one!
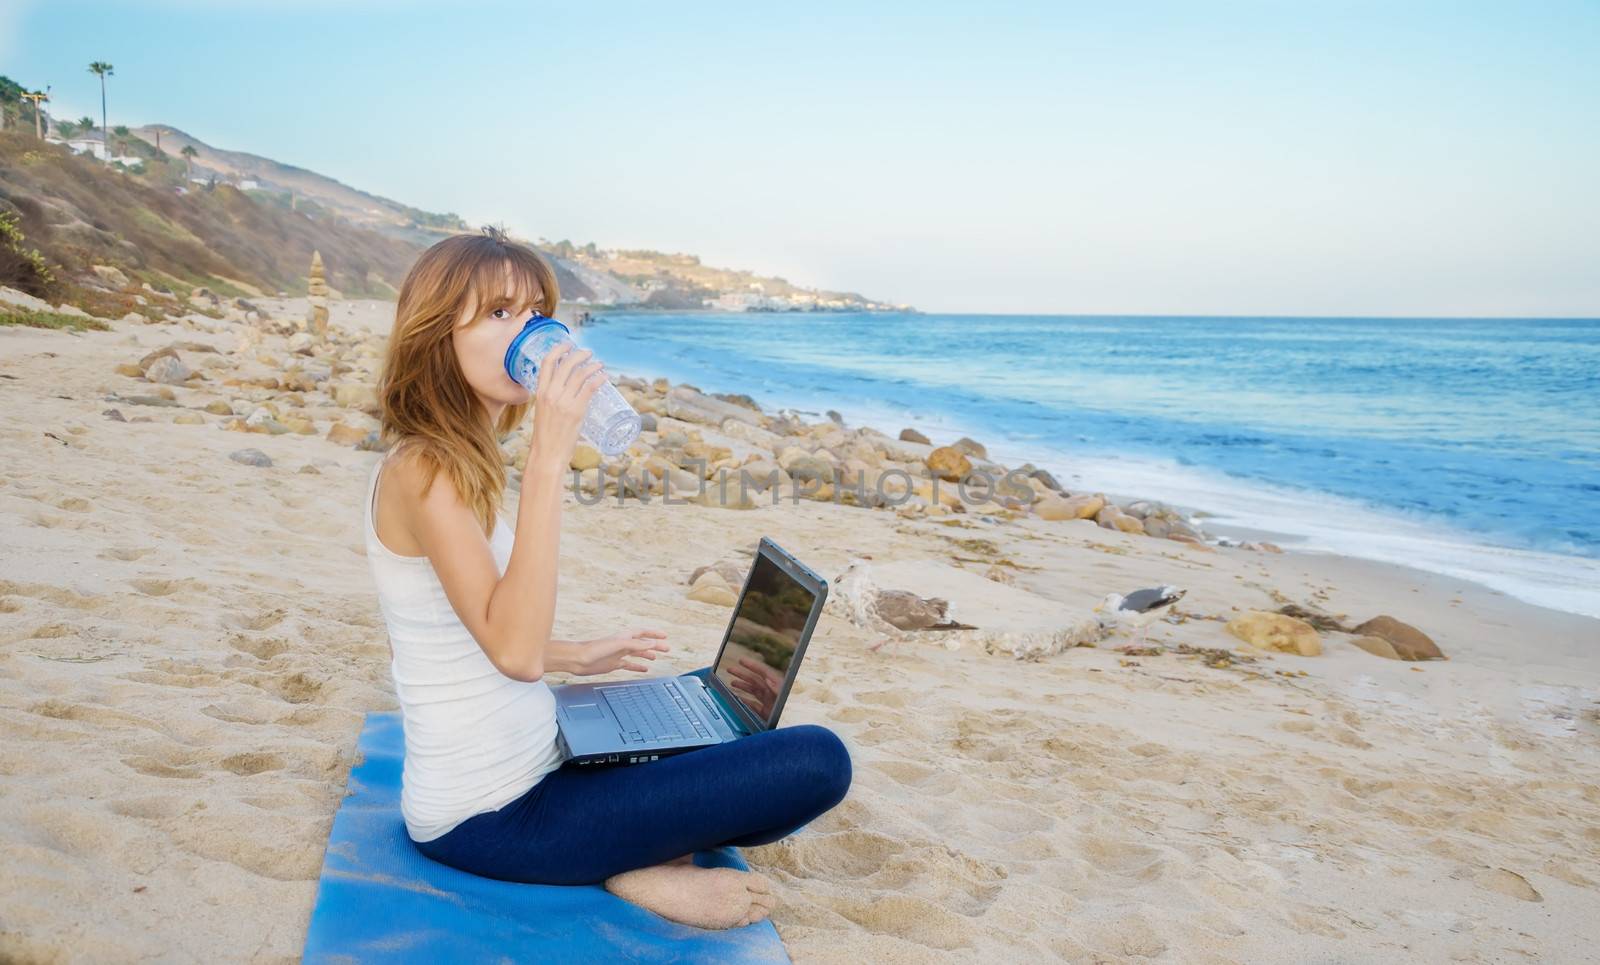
[5,0,1597,316]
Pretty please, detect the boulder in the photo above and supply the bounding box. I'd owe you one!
[144,355,191,385]
[926,446,972,483]
[326,423,368,446]
[91,264,131,289]
[718,418,785,451]
[1351,636,1402,660]
[1225,611,1322,656]
[950,436,988,460]
[1035,493,1104,521]
[570,443,602,472]
[898,427,931,445]
[1351,616,1444,660]
[1095,505,1146,534]
[687,574,739,607]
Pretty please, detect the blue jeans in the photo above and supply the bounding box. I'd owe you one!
[412,724,853,885]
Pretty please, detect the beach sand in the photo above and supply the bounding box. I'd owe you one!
[2,300,1598,963]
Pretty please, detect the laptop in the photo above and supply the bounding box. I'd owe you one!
[552,537,829,767]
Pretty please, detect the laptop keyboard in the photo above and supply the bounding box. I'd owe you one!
[599,681,712,744]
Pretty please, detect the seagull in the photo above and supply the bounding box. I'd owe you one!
[1094,586,1187,647]
[828,559,978,653]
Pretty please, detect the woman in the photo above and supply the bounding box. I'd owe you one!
[364,228,852,929]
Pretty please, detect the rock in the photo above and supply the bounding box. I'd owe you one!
[356,431,388,452]
[121,312,149,325]
[154,386,176,401]
[281,417,317,435]
[330,382,379,413]
[993,472,1038,506]
[718,418,785,451]
[1472,867,1543,903]
[711,392,762,412]
[984,563,1014,585]
[91,264,131,288]
[114,363,145,378]
[638,412,657,433]
[298,465,322,475]
[1168,534,1215,551]
[229,448,273,468]
[950,436,988,460]
[690,561,747,587]
[327,422,367,445]
[733,459,788,494]
[144,355,191,385]
[203,400,234,416]
[925,446,972,483]
[137,345,178,369]
[1141,517,1172,539]
[662,386,763,427]
[173,412,205,425]
[1095,505,1146,534]
[0,286,53,312]
[1166,519,1203,540]
[1351,616,1444,661]
[1029,467,1064,493]
[244,408,291,434]
[1351,635,1402,660]
[570,444,602,472]
[53,304,90,318]
[694,483,757,510]
[651,377,669,394]
[898,427,931,445]
[687,578,739,607]
[102,408,126,422]
[288,332,316,355]
[1035,492,1104,521]
[1226,611,1322,656]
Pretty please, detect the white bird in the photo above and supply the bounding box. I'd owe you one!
[1094,586,1187,647]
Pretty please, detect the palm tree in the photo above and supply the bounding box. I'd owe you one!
[88,61,113,140]
[181,144,197,178]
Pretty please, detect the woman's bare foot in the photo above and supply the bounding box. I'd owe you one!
[604,862,776,929]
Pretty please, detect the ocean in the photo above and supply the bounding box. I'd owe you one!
[572,311,1600,619]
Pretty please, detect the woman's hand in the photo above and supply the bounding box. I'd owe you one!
[572,627,671,676]
[528,340,608,472]
[726,656,785,719]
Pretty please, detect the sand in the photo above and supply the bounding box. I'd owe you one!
[2,301,1598,963]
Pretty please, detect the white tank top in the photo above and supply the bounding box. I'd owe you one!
[363,448,565,843]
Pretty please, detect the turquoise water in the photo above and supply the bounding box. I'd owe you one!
[574,311,1600,618]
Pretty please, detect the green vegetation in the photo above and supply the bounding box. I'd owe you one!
[0,128,418,299]
[0,305,107,331]
[0,209,53,295]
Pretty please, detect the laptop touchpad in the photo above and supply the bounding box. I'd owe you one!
[566,702,606,721]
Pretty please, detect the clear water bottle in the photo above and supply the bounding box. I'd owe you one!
[503,313,641,457]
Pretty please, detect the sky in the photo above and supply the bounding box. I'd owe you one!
[3,0,1597,316]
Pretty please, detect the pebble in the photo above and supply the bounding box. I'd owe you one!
[229,448,273,468]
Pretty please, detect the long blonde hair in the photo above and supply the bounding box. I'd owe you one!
[378,228,560,536]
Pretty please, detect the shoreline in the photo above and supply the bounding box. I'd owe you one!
[4,294,1598,963]
[576,308,1600,622]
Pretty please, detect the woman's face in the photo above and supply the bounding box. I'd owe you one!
[452,272,540,413]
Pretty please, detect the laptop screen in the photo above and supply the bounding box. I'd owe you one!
[712,550,816,727]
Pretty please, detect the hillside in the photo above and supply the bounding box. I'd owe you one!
[0,129,420,303]
[0,82,909,314]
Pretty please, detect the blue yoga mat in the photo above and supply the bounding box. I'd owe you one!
[302,711,790,964]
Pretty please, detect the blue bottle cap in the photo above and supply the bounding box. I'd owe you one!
[503,312,572,380]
